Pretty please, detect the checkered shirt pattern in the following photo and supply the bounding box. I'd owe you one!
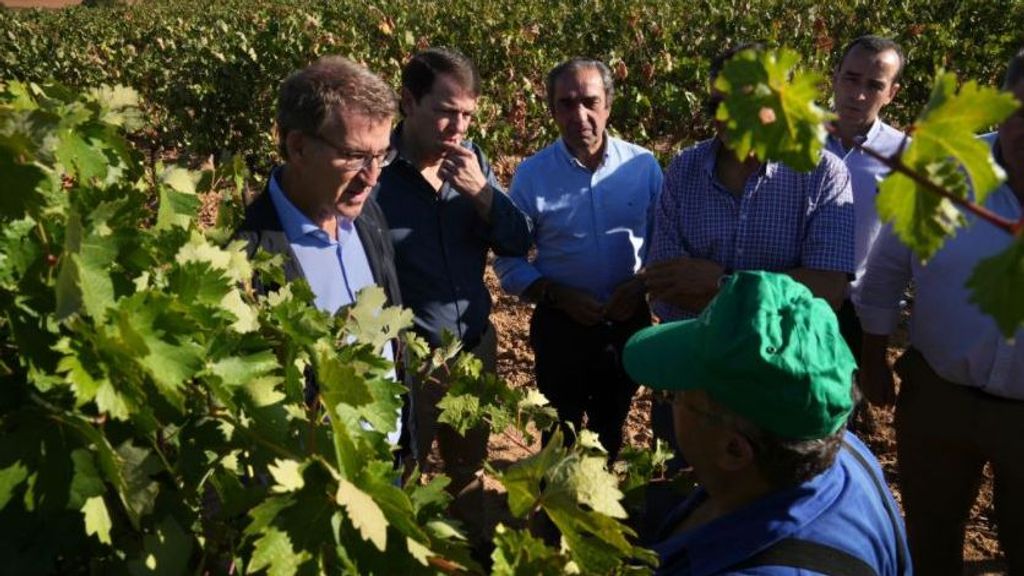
[649,138,855,321]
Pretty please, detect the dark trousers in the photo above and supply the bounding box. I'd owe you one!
[895,348,1024,575]
[530,304,650,461]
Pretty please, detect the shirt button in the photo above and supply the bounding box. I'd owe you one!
[740,214,748,221]
[736,248,744,256]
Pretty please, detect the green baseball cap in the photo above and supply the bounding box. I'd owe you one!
[624,271,855,439]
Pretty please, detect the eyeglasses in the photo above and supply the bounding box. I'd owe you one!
[308,133,397,172]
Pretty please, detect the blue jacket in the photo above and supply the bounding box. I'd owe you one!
[653,432,911,575]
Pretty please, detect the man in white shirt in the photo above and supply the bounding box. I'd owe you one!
[827,35,907,362]
[856,49,1024,574]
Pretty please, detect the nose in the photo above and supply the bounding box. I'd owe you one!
[356,160,383,186]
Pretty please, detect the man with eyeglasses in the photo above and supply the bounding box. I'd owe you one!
[625,271,910,575]
[234,56,403,442]
[375,48,531,551]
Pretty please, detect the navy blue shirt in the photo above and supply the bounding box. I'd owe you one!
[653,432,911,575]
[376,130,531,348]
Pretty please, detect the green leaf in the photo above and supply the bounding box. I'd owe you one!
[0,462,29,509]
[714,47,831,172]
[268,459,305,493]
[336,477,389,551]
[436,392,481,437]
[69,448,106,509]
[115,442,160,527]
[345,285,414,353]
[82,495,113,545]
[0,153,52,219]
[54,129,109,183]
[877,74,1019,260]
[127,516,192,576]
[88,85,143,131]
[249,527,311,576]
[0,216,40,289]
[491,524,568,576]
[56,210,119,320]
[966,238,1024,337]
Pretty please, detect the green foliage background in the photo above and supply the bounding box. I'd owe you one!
[2,0,1022,172]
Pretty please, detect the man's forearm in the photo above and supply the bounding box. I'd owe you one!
[787,268,846,310]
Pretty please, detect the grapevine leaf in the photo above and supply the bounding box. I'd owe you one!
[115,442,160,527]
[436,392,481,436]
[268,459,305,493]
[0,462,29,509]
[0,216,39,289]
[96,380,132,421]
[54,129,108,183]
[69,448,105,508]
[127,516,192,576]
[0,153,51,219]
[406,536,432,566]
[336,477,388,551]
[573,455,627,519]
[57,353,104,406]
[175,234,252,285]
[345,285,414,352]
[88,85,143,131]
[249,527,311,576]
[56,210,118,320]
[714,48,831,172]
[966,238,1024,338]
[491,524,569,576]
[877,74,1018,259]
[494,430,566,517]
[406,473,452,519]
[208,350,280,390]
[82,496,113,545]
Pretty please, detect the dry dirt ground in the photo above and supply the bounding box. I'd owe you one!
[481,265,1009,574]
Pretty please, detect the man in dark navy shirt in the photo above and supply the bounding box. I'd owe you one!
[624,272,911,575]
[375,47,531,548]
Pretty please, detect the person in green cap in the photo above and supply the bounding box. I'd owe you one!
[624,271,910,575]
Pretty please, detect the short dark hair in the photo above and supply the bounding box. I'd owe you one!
[837,35,906,82]
[709,42,767,82]
[400,47,480,111]
[276,56,397,159]
[545,57,614,111]
[705,395,845,487]
[1004,47,1024,90]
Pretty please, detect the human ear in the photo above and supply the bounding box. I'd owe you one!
[718,431,756,472]
[285,130,306,162]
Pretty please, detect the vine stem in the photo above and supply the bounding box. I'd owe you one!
[830,123,1023,236]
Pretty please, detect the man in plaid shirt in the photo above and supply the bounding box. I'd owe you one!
[641,45,855,494]
[644,45,855,321]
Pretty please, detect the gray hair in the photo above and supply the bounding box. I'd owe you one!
[545,57,614,111]
[700,393,845,488]
[276,55,397,159]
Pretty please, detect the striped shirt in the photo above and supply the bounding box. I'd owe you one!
[649,138,855,321]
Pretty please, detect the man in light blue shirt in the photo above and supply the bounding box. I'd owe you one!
[827,35,907,361]
[235,56,404,446]
[856,52,1024,574]
[495,57,663,460]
